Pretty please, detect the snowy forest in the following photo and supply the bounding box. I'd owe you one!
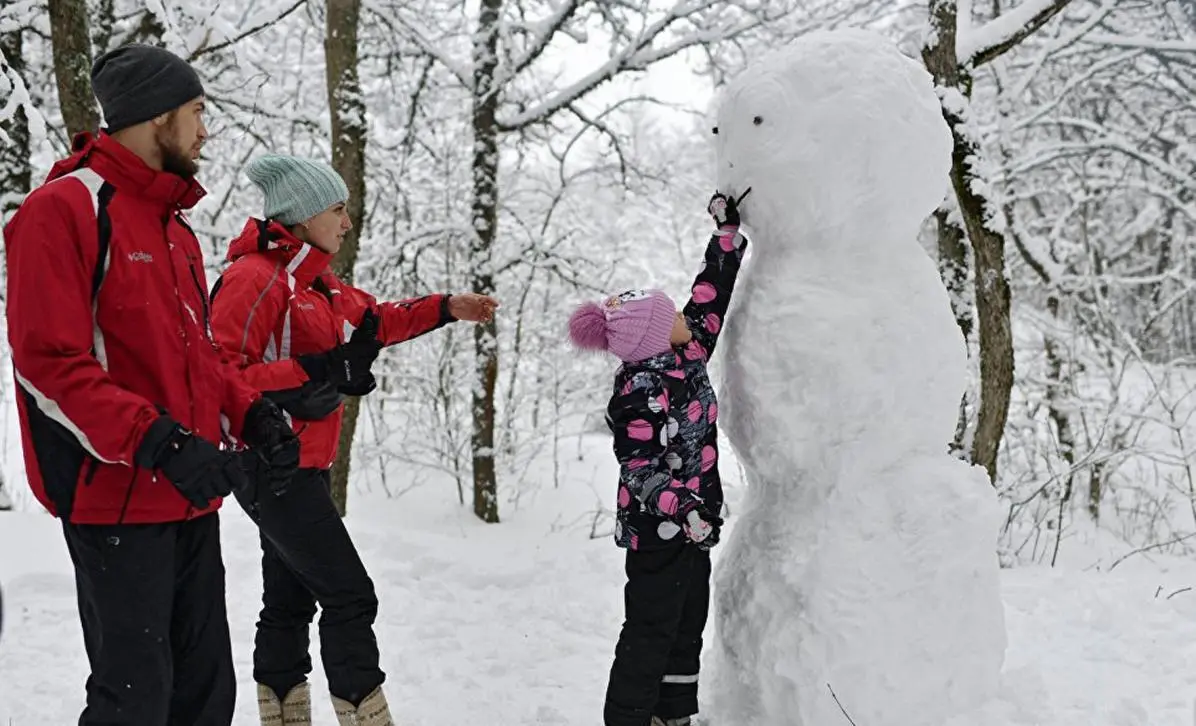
[0,0,1194,573]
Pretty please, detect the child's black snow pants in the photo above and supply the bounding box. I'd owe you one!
[235,466,384,707]
[605,542,711,726]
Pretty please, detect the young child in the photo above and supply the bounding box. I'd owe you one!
[569,192,748,726]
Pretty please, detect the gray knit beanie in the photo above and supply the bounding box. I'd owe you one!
[91,44,205,133]
[245,154,350,226]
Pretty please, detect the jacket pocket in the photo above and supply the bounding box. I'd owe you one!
[79,456,99,487]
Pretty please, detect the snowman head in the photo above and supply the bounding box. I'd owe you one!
[713,29,952,244]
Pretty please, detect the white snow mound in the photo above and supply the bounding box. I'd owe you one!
[708,28,1007,726]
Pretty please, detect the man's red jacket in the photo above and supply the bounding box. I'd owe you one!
[3,132,260,524]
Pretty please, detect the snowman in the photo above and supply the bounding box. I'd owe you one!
[706,29,1007,726]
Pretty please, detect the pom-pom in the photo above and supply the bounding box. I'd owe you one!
[568,301,609,351]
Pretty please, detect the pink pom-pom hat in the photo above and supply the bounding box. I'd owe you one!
[568,289,677,363]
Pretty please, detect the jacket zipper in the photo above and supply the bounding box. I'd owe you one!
[116,465,139,524]
[187,262,212,334]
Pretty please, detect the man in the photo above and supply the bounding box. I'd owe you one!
[3,44,299,725]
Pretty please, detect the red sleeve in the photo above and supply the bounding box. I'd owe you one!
[4,187,158,466]
[210,261,311,392]
[336,279,451,346]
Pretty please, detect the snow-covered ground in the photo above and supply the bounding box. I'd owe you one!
[2,425,1196,725]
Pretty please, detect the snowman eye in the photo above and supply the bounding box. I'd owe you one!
[712,126,719,135]
[753,115,763,125]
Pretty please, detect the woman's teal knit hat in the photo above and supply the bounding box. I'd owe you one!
[245,154,349,226]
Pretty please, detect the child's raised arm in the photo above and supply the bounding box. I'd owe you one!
[681,193,749,360]
[607,371,702,524]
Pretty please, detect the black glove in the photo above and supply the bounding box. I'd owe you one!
[136,416,248,510]
[708,191,741,227]
[242,398,301,496]
[296,309,382,393]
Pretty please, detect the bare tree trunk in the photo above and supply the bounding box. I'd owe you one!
[48,0,98,138]
[326,0,367,517]
[933,206,973,456]
[934,206,972,342]
[469,0,503,523]
[923,0,1015,485]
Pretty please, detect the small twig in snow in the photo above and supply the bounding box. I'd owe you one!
[827,683,859,726]
[1109,532,1196,571]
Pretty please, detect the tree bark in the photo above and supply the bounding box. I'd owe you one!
[325,0,367,517]
[923,0,1015,485]
[934,206,972,342]
[469,0,503,523]
[1,29,31,217]
[48,0,98,138]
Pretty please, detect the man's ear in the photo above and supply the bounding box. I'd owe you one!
[152,112,171,127]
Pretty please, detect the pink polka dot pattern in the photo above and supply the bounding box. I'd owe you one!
[627,419,654,441]
[701,445,717,472]
[618,487,631,508]
[692,282,716,304]
[658,490,679,515]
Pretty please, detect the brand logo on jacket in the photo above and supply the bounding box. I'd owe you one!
[128,251,154,264]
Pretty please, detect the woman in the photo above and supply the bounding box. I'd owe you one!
[210,153,497,726]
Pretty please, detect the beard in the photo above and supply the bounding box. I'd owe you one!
[155,124,199,179]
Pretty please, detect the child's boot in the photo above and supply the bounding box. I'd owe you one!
[332,686,394,726]
[650,717,692,726]
[257,682,311,725]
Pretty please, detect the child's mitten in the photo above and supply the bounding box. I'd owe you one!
[684,509,714,544]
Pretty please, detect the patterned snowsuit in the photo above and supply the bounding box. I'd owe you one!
[604,224,748,726]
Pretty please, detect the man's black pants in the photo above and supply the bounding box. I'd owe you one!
[63,512,235,726]
[235,467,383,706]
[604,543,711,726]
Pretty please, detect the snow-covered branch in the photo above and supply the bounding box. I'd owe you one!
[363,0,473,89]
[496,0,763,131]
[497,0,583,85]
[960,0,1076,67]
[188,0,307,61]
[1081,34,1196,53]
[0,46,45,147]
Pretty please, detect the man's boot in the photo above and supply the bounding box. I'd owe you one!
[257,682,312,726]
[332,686,395,726]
